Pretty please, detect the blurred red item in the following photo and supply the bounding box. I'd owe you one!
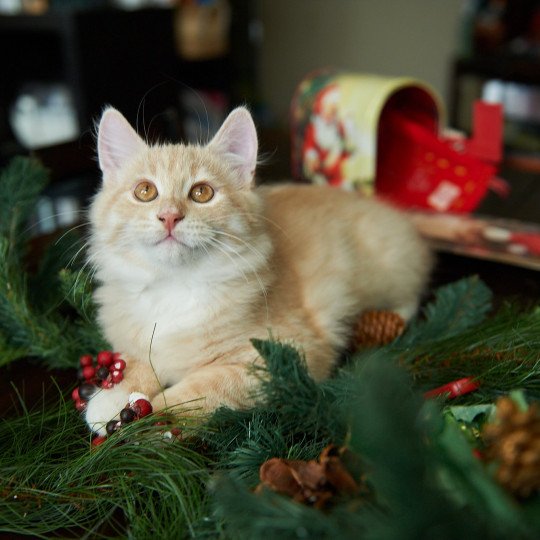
[377,101,503,213]
[424,377,480,400]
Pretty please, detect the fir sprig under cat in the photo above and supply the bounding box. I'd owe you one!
[84,106,432,435]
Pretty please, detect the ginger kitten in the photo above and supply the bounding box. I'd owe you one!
[85,106,432,435]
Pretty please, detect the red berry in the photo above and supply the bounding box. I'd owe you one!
[133,399,152,418]
[75,399,86,412]
[112,359,126,372]
[101,378,114,389]
[112,352,122,361]
[111,370,124,384]
[97,350,114,367]
[91,435,107,447]
[79,354,93,367]
[71,387,80,402]
[82,366,95,381]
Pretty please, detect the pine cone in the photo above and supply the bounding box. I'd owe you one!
[255,445,365,509]
[483,397,540,498]
[353,310,405,349]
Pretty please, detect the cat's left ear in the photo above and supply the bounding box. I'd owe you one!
[97,107,146,177]
[208,107,258,187]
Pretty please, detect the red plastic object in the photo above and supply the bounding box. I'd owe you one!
[377,109,498,213]
[464,101,503,164]
[424,377,480,400]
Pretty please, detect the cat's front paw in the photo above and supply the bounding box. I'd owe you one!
[85,385,132,435]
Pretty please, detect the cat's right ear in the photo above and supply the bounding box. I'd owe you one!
[97,107,146,176]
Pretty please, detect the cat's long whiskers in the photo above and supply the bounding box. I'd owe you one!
[160,74,212,144]
[20,209,87,240]
[69,245,95,291]
[208,236,269,321]
[213,212,290,238]
[53,221,91,246]
[66,240,92,270]
[208,235,269,321]
[204,237,250,285]
[212,229,269,265]
[135,81,169,142]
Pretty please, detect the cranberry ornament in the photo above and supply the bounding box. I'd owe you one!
[110,370,124,384]
[132,398,153,418]
[91,435,107,447]
[78,382,96,401]
[96,366,110,380]
[79,354,94,367]
[82,365,96,381]
[106,420,121,435]
[120,407,136,424]
[71,351,128,416]
[97,350,114,367]
[112,359,126,371]
[74,399,86,412]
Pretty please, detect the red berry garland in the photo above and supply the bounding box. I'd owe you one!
[71,350,127,411]
[72,351,156,445]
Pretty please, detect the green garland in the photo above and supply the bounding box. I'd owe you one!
[2,157,540,538]
[0,158,107,369]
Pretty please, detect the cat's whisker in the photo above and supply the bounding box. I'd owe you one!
[66,240,91,270]
[212,229,269,265]
[67,246,103,301]
[208,235,269,321]
[134,81,169,142]
[53,221,91,246]
[20,209,87,240]
[205,237,250,285]
[65,256,98,300]
[213,212,290,238]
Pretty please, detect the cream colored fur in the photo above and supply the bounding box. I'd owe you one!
[85,106,432,435]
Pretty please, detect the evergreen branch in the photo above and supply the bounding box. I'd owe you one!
[399,305,540,402]
[0,396,210,538]
[0,156,49,249]
[398,275,493,348]
[28,231,87,313]
[2,338,540,538]
[211,355,540,539]
[59,268,98,322]
[0,238,81,368]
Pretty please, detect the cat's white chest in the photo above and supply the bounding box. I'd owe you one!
[132,275,215,333]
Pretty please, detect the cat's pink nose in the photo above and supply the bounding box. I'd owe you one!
[158,211,184,233]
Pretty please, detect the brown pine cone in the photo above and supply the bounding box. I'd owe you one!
[353,310,405,349]
[255,444,364,509]
[483,397,540,498]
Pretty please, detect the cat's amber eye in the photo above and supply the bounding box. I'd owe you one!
[134,180,158,202]
[189,183,214,203]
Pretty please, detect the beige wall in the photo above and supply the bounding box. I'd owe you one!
[257,0,464,126]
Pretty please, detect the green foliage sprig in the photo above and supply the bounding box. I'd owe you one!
[0,157,107,369]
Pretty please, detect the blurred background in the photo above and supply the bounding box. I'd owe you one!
[1,0,540,237]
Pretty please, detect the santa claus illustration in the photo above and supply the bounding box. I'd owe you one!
[302,84,354,186]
